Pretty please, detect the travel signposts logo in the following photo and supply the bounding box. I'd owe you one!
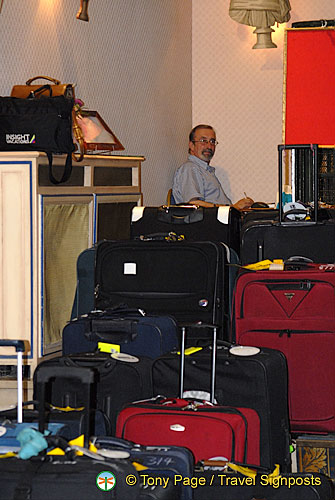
[96,471,116,491]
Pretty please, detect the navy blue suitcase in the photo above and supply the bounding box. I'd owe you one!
[92,436,194,500]
[70,246,95,320]
[63,308,179,358]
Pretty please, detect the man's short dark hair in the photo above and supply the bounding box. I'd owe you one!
[189,124,216,142]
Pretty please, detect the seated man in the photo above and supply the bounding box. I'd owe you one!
[172,124,254,210]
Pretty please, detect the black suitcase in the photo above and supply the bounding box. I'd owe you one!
[131,204,241,254]
[0,358,141,500]
[0,367,139,499]
[240,144,335,265]
[152,339,291,472]
[70,240,239,331]
[33,351,153,435]
[94,239,231,341]
[0,454,140,500]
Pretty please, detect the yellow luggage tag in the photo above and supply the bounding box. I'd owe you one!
[177,346,203,356]
[243,259,284,271]
[49,404,84,412]
[227,462,280,480]
[0,452,17,458]
[98,342,120,353]
[132,462,148,471]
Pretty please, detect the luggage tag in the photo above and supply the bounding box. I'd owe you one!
[243,259,284,271]
[177,346,203,356]
[98,342,120,353]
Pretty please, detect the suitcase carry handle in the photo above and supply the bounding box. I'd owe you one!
[158,205,204,224]
[282,209,309,221]
[35,366,94,447]
[104,306,146,318]
[0,339,25,351]
[179,323,218,404]
[86,329,137,344]
[90,318,138,337]
[0,340,26,423]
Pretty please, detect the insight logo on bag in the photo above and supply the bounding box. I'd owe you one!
[6,133,36,144]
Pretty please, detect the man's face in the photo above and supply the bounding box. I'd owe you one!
[189,128,216,164]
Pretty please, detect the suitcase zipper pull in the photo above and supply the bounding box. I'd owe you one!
[300,280,312,290]
[279,330,291,338]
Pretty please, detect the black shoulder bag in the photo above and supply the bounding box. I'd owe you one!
[0,94,75,184]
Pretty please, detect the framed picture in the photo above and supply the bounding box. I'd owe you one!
[75,110,124,154]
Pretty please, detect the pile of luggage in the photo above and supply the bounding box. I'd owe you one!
[0,144,335,499]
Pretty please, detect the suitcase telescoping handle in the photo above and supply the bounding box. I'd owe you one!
[179,324,218,404]
[35,366,94,447]
[278,144,318,223]
[0,340,25,423]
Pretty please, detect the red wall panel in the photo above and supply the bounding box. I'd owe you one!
[284,29,335,146]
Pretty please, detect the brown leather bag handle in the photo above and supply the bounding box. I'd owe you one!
[26,76,61,86]
[72,109,85,162]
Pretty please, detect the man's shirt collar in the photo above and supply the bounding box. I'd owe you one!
[188,154,215,173]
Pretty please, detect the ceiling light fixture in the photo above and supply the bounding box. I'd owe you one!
[77,0,89,22]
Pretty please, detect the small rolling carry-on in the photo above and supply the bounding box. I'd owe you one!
[240,144,335,265]
[131,204,241,254]
[63,307,179,358]
[152,337,291,471]
[33,349,153,435]
[232,262,335,434]
[0,361,140,500]
[116,325,261,467]
[0,340,84,452]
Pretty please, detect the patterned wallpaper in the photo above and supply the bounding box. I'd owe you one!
[192,0,335,204]
[0,0,192,205]
[1,1,334,205]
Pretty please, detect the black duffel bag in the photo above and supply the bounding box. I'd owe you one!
[0,95,75,184]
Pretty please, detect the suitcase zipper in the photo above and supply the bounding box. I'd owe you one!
[245,329,332,338]
[240,278,334,318]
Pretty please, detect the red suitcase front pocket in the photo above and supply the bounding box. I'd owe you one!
[116,400,260,465]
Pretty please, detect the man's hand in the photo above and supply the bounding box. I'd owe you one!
[232,197,254,210]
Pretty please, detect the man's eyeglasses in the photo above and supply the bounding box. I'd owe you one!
[192,139,219,146]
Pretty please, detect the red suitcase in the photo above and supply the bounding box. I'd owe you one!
[232,264,335,433]
[116,325,261,465]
